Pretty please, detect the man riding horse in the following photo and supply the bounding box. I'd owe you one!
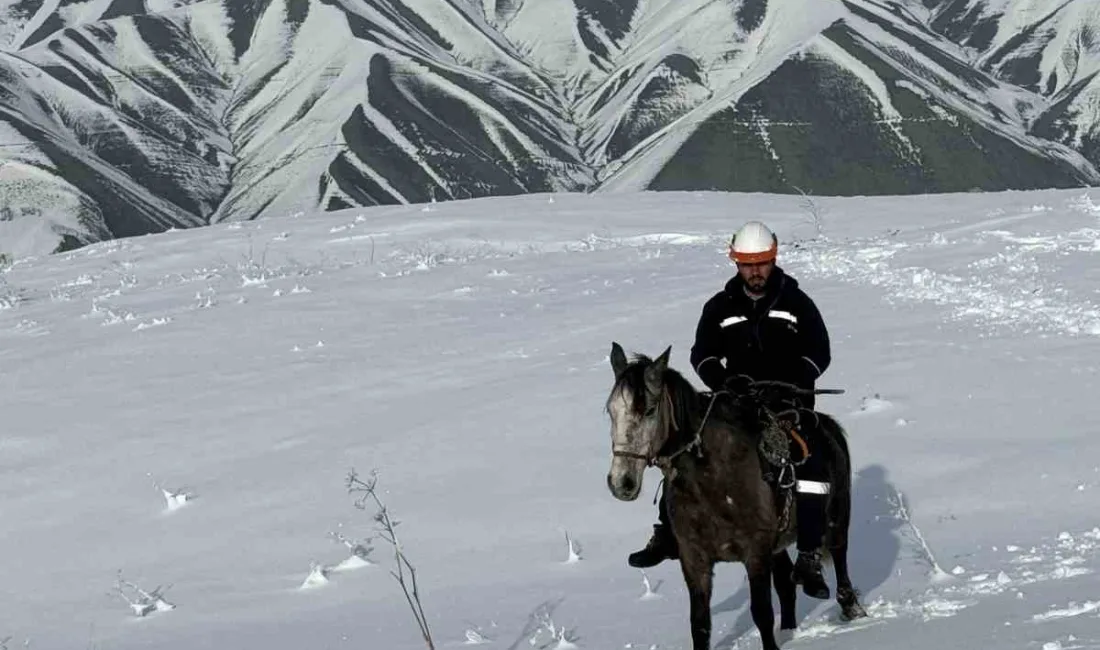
[628,220,835,600]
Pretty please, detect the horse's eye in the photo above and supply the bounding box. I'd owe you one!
[644,405,658,417]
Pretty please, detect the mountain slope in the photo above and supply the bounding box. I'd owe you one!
[1,0,1099,258]
[610,0,1099,193]
[913,0,1100,169]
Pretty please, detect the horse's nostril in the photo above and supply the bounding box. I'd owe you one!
[621,475,636,494]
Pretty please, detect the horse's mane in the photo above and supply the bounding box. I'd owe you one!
[612,353,759,442]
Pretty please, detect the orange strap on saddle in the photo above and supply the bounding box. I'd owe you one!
[789,426,810,461]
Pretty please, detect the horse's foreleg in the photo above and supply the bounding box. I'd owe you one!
[771,549,798,630]
[746,553,780,650]
[678,552,714,650]
[830,540,868,620]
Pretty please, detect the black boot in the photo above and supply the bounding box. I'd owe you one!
[793,492,830,599]
[628,484,678,568]
[628,523,678,568]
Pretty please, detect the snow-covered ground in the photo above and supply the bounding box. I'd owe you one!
[2,188,1100,650]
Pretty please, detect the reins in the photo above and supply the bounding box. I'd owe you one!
[650,390,719,471]
[611,377,845,473]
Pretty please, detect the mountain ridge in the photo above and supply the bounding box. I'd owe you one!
[1,0,1098,258]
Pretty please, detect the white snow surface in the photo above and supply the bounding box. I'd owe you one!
[3,188,1100,650]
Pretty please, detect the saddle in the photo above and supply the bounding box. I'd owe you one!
[754,406,821,534]
[758,407,818,482]
[702,384,818,479]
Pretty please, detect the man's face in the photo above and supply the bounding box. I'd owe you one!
[737,260,774,292]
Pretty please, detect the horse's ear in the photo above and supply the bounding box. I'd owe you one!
[610,342,628,377]
[644,345,671,393]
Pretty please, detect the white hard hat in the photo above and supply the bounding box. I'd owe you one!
[729,221,777,263]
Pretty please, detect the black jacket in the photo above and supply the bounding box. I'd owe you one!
[689,266,831,394]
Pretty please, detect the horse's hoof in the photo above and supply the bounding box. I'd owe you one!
[837,586,867,620]
[777,627,796,646]
[840,602,868,621]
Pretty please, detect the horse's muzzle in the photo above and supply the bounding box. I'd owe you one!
[607,469,642,501]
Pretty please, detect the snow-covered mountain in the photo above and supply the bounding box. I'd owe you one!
[915,0,1100,174]
[1,0,1099,257]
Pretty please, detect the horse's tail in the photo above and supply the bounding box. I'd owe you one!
[817,412,852,549]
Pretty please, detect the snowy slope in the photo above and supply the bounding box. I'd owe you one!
[2,0,1100,259]
[3,188,1100,650]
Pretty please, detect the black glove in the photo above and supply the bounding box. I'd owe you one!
[696,357,727,392]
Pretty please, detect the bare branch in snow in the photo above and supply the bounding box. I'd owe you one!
[347,469,435,650]
[112,570,175,617]
[791,185,826,240]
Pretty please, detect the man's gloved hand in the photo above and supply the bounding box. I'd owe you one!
[696,357,727,392]
[722,374,755,395]
[797,358,820,390]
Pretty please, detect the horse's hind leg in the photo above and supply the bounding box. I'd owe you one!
[831,540,868,620]
[772,549,798,630]
[746,553,781,650]
[827,485,868,620]
[821,414,867,621]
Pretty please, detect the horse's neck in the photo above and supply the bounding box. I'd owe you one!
[702,408,752,453]
[680,394,755,467]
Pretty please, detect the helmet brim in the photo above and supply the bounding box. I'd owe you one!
[728,244,777,264]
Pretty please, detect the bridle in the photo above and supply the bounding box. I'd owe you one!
[611,389,678,466]
[611,386,720,470]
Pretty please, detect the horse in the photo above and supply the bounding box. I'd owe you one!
[604,342,867,650]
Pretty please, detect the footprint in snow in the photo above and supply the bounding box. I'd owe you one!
[850,393,895,416]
